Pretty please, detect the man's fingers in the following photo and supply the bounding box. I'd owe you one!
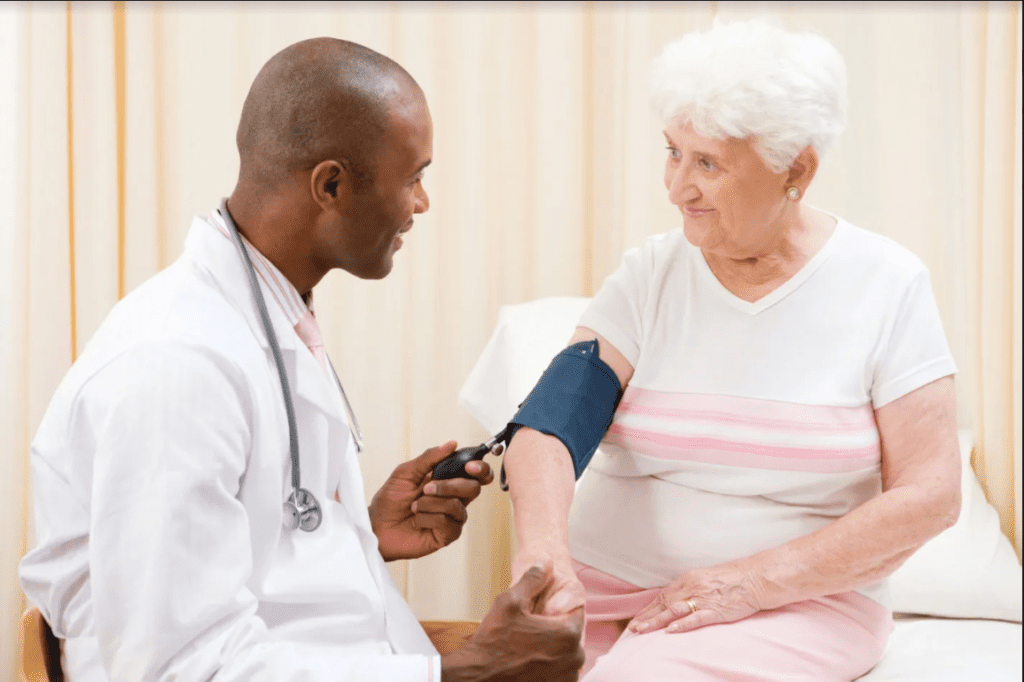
[403,440,459,479]
[463,460,494,485]
[425,478,483,504]
[413,496,468,522]
[413,512,464,541]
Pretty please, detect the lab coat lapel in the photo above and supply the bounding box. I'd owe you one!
[186,217,433,653]
[184,218,346,427]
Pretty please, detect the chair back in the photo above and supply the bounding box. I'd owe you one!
[419,620,479,655]
[19,607,63,682]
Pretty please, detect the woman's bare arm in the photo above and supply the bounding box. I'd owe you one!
[751,375,961,607]
[629,375,962,633]
[504,326,634,614]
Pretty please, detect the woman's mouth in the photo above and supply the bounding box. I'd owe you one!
[683,206,713,218]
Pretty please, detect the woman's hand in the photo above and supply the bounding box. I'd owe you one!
[628,561,764,635]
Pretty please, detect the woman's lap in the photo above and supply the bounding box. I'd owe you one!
[574,560,893,682]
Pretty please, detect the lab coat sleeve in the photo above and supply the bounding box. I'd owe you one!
[82,341,437,682]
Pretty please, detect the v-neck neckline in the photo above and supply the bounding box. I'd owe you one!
[690,213,845,316]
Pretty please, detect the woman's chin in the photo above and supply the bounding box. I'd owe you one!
[681,221,716,249]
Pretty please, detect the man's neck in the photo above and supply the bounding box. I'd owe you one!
[226,186,322,297]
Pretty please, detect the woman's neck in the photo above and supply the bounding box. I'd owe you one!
[702,206,836,303]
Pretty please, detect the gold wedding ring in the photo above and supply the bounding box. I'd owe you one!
[685,598,698,614]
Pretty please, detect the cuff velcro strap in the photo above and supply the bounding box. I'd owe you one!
[505,339,622,479]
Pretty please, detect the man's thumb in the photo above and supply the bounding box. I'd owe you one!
[509,556,554,611]
[410,440,459,477]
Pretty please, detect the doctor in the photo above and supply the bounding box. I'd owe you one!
[19,37,584,682]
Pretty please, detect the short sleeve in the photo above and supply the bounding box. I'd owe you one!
[577,239,657,367]
[870,268,957,408]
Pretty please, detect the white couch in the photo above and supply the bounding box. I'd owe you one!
[459,296,1023,681]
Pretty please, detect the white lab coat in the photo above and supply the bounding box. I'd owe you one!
[19,216,439,682]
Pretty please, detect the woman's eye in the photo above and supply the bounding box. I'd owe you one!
[698,157,716,171]
[666,146,681,160]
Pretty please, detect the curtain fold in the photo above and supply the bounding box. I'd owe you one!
[1,2,1021,678]
[963,1,1021,550]
[0,6,30,678]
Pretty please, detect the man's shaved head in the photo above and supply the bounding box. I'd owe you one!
[236,37,419,191]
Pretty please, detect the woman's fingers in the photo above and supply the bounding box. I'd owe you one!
[629,591,694,633]
[666,608,719,633]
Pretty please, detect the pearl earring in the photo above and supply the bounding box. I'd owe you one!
[786,187,801,200]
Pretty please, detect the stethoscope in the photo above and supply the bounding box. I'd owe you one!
[221,198,363,533]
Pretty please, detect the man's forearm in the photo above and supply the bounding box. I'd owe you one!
[504,427,577,555]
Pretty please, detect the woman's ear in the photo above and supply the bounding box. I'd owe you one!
[310,160,346,207]
[786,146,820,196]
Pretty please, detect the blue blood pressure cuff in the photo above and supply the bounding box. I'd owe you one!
[502,339,623,480]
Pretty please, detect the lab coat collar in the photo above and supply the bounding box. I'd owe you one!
[183,215,348,427]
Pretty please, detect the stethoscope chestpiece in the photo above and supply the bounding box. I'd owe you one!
[283,488,322,532]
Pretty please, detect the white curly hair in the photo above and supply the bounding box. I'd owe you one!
[650,18,848,173]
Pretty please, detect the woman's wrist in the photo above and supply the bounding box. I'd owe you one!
[738,557,778,611]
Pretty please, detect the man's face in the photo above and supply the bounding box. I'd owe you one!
[321,94,433,280]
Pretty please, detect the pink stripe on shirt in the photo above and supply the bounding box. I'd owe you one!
[604,428,879,473]
[617,387,876,431]
[605,387,881,472]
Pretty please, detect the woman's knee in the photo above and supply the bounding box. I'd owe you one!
[582,649,637,682]
[583,642,685,682]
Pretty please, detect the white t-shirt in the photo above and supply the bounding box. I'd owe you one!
[568,216,957,605]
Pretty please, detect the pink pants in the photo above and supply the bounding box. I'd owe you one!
[575,560,894,682]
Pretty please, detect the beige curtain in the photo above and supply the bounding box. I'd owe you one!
[1,1,1020,678]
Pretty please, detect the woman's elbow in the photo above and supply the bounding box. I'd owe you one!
[921,476,961,537]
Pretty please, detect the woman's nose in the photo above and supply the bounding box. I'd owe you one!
[667,166,696,206]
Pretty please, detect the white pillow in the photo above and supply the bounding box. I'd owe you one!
[459,296,1023,623]
[888,430,1023,622]
[459,296,591,434]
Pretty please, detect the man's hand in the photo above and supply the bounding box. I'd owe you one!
[370,441,493,561]
[441,560,586,682]
[510,548,585,616]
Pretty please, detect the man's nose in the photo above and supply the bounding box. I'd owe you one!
[415,183,430,213]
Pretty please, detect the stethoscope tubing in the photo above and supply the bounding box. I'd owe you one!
[222,199,305,496]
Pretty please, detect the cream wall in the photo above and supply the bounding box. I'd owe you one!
[1,2,1021,679]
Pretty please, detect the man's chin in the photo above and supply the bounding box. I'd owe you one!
[359,257,395,281]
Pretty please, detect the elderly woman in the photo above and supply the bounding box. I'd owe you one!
[500,19,961,682]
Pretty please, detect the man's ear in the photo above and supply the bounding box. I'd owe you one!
[785,146,820,197]
[310,159,347,207]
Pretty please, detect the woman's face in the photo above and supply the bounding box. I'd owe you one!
[663,120,792,259]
